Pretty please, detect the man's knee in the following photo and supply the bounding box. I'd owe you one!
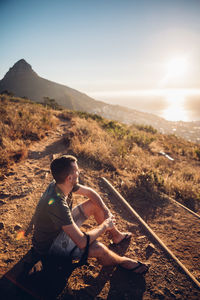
[81,200,96,217]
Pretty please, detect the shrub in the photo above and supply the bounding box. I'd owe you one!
[195,149,200,160]
[73,111,103,122]
[135,124,157,134]
[43,97,62,110]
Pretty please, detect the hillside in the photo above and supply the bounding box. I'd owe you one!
[1,59,200,144]
[1,95,200,212]
[0,96,200,299]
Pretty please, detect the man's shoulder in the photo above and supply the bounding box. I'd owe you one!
[41,181,54,196]
[39,181,63,204]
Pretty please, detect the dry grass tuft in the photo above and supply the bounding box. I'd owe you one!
[0,95,57,175]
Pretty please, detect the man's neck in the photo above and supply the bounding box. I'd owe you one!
[56,183,72,197]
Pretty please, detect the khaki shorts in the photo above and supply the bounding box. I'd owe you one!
[49,203,87,259]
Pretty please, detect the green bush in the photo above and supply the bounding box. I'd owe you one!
[43,97,61,110]
[135,124,157,134]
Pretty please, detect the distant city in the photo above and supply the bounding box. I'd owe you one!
[93,104,200,144]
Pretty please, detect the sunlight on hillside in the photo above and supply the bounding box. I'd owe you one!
[162,92,188,121]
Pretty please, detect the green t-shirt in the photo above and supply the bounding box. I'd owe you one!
[32,181,80,254]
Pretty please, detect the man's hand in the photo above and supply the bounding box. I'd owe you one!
[103,215,115,231]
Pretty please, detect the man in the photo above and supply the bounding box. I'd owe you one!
[31,155,149,274]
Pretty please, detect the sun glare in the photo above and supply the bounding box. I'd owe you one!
[160,56,189,86]
[166,57,188,79]
[162,92,188,121]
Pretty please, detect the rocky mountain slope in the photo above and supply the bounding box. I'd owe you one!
[0,59,104,112]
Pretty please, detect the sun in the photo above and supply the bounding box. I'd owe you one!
[165,57,188,80]
[160,56,189,86]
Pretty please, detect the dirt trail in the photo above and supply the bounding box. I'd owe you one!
[145,195,200,282]
[0,120,200,299]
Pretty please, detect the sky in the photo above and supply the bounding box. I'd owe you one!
[0,0,200,121]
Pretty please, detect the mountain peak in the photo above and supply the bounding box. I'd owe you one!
[2,59,38,80]
[14,59,31,68]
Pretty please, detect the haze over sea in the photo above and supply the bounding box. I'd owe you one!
[89,89,200,122]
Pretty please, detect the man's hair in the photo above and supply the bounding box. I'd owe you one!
[50,155,77,184]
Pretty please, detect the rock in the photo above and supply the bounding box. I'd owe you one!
[4,258,14,263]
[120,180,125,186]
[0,193,10,199]
[174,288,181,294]
[14,224,22,231]
[152,288,165,299]
[27,177,33,183]
[146,243,156,258]
[35,169,43,175]
[41,172,48,179]
[0,222,4,230]
[138,235,146,240]
[146,243,156,252]
[7,171,16,176]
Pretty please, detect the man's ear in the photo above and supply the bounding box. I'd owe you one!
[65,175,72,184]
[67,174,72,183]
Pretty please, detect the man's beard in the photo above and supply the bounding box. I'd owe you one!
[72,177,79,188]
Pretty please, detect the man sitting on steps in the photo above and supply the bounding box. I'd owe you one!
[29,155,149,275]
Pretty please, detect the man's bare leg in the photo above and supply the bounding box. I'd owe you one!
[81,200,132,244]
[88,240,149,273]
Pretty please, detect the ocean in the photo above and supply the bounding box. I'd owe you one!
[89,89,200,122]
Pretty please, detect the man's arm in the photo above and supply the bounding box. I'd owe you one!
[74,184,111,218]
[62,216,114,249]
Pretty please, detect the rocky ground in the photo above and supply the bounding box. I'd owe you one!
[0,120,200,299]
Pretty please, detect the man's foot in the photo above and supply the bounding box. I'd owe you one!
[119,260,149,275]
[111,232,132,245]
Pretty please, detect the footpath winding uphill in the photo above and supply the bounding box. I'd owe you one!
[0,120,200,299]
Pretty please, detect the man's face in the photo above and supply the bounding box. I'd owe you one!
[70,161,80,186]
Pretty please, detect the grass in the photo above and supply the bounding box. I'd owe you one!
[0,95,57,176]
[64,110,200,212]
[1,95,200,213]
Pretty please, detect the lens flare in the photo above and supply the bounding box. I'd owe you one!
[16,230,25,240]
[48,198,55,205]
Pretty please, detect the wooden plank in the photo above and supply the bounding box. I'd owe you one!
[101,177,200,290]
[161,192,200,220]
